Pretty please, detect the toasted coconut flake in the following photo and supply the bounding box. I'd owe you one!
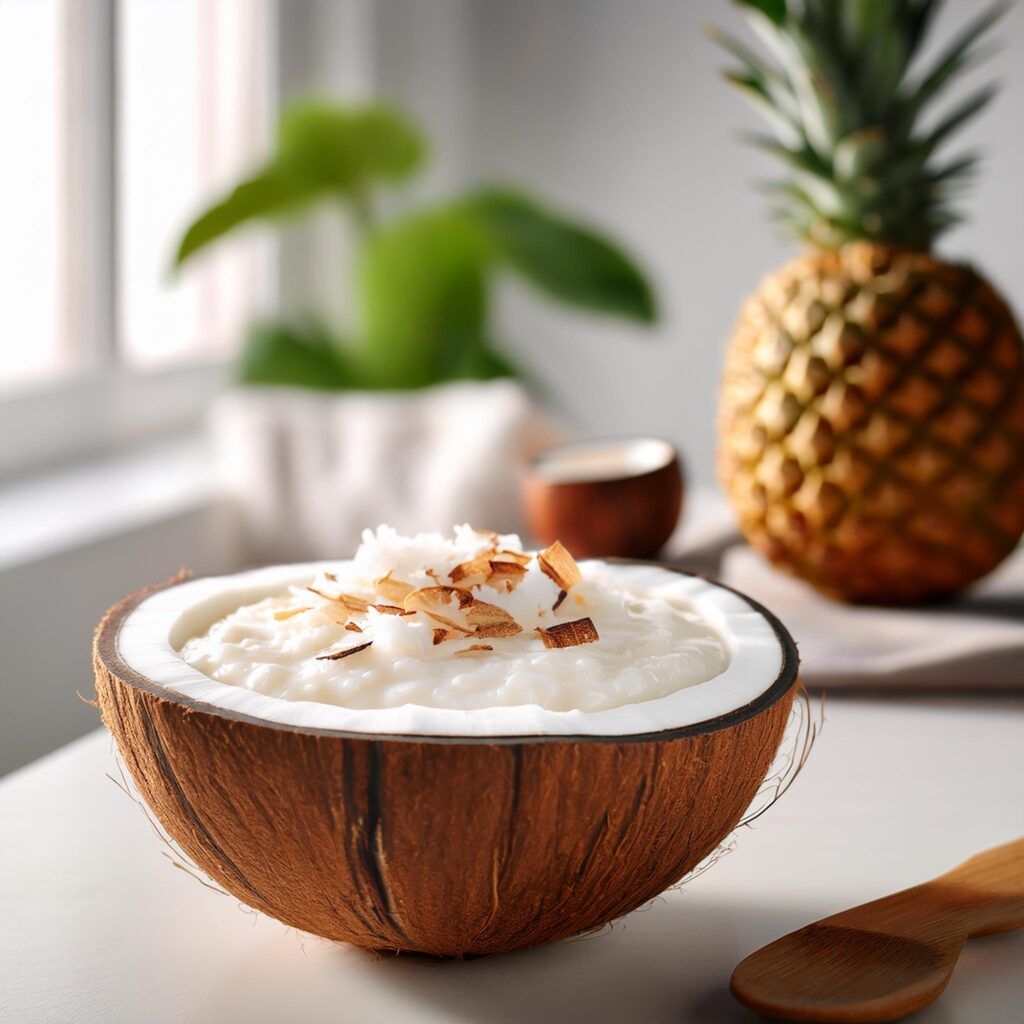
[473,528,501,543]
[552,589,568,612]
[493,549,531,566]
[432,628,451,646]
[273,606,310,621]
[372,604,415,616]
[449,552,494,588]
[374,572,415,604]
[536,617,599,649]
[345,622,363,633]
[424,612,473,633]
[574,593,586,606]
[538,540,582,591]
[404,586,475,632]
[322,609,350,626]
[473,621,523,639]
[454,644,494,656]
[404,586,475,612]
[315,640,373,661]
[307,587,371,614]
[485,560,527,593]
[307,599,350,626]
[465,598,522,638]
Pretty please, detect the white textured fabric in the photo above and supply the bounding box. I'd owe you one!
[210,380,562,563]
[721,542,1024,690]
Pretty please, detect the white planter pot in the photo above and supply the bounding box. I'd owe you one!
[210,379,562,563]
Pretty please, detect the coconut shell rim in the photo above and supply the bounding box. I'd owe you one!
[94,559,798,746]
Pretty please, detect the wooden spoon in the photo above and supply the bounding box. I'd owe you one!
[731,837,1024,1022]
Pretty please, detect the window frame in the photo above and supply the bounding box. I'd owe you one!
[0,0,278,479]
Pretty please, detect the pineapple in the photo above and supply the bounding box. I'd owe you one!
[715,0,1024,604]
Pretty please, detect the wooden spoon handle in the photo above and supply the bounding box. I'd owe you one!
[931,836,1024,938]
[819,837,1024,943]
[942,837,1024,887]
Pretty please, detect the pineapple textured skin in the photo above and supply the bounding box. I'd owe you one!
[719,242,1024,603]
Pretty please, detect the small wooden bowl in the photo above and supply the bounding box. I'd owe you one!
[523,437,684,558]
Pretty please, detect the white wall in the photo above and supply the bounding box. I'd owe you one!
[0,498,237,776]
[455,0,1024,484]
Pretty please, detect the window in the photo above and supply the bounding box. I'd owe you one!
[118,0,271,368]
[0,0,273,474]
[0,0,64,391]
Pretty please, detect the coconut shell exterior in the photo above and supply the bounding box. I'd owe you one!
[94,573,798,957]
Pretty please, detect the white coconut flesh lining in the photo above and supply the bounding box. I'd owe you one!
[117,561,784,738]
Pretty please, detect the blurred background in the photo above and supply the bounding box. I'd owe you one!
[2,0,1022,775]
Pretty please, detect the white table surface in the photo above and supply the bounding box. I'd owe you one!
[2,697,1023,1024]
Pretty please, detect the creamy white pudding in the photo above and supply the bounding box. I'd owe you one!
[177,525,730,714]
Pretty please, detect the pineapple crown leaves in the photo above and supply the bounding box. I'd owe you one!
[713,0,1008,250]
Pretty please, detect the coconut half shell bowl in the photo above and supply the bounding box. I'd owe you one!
[93,562,798,957]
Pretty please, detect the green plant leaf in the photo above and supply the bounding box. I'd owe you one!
[275,101,426,187]
[906,0,942,57]
[833,128,886,182]
[920,85,996,156]
[734,0,786,28]
[237,317,357,390]
[466,188,656,323]
[712,22,804,149]
[175,170,321,267]
[725,72,803,148]
[449,343,519,382]
[900,3,1007,121]
[354,207,492,389]
[174,101,426,267]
